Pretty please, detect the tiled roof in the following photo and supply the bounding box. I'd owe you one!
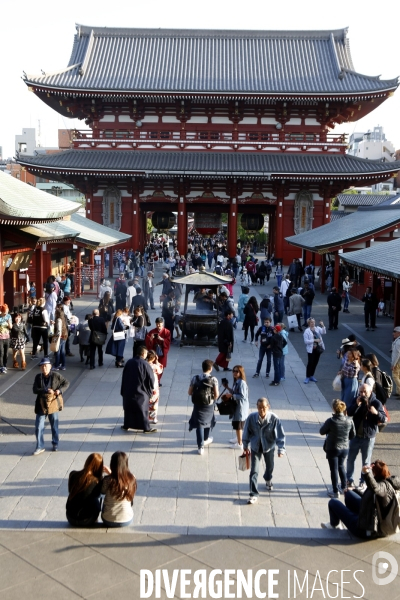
[341,237,400,280]
[336,193,399,207]
[23,26,399,96]
[0,171,80,223]
[19,213,131,249]
[17,150,400,179]
[286,207,400,252]
[330,211,350,221]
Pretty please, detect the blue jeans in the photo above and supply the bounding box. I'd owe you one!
[281,355,286,379]
[273,354,282,383]
[346,436,375,485]
[54,339,66,368]
[343,292,350,311]
[303,304,312,324]
[341,376,359,409]
[256,346,271,375]
[328,491,367,538]
[196,427,210,449]
[276,275,282,287]
[249,448,275,496]
[326,448,348,493]
[35,412,59,449]
[102,517,133,528]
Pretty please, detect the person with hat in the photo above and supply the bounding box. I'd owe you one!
[32,357,70,455]
[268,325,287,386]
[99,279,113,300]
[142,271,155,310]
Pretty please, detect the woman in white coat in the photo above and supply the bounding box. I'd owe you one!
[303,318,326,384]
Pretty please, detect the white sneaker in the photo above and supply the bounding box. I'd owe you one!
[247,496,258,504]
[33,448,45,456]
[229,437,238,443]
[204,437,213,446]
[229,442,243,449]
[321,522,343,530]
[198,447,204,455]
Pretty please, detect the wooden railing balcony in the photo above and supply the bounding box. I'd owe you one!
[72,129,347,153]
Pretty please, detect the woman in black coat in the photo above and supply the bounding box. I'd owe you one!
[242,296,259,343]
[66,453,110,527]
[320,399,355,498]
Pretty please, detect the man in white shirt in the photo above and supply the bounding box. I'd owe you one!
[126,280,137,309]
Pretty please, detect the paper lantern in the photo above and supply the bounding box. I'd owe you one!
[193,213,222,235]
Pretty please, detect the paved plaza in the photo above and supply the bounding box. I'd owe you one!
[0,265,399,598]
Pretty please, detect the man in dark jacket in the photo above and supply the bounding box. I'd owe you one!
[327,287,342,330]
[362,287,378,331]
[346,383,386,491]
[32,357,70,454]
[253,317,274,378]
[162,290,176,339]
[268,324,286,386]
[88,309,107,369]
[214,309,234,372]
[121,345,156,433]
[130,287,148,312]
[114,276,127,311]
[272,286,284,325]
[300,282,315,326]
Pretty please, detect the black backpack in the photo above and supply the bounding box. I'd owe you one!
[215,265,223,275]
[192,375,214,405]
[45,282,53,295]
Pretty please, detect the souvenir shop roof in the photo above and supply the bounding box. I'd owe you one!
[286,205,400,253]
[336,193,400,207]
[174,271,233,287]
[23,25,398,98]
[341,237,400,281]
[0,171,80,224]
[18,213,131,249]
[16,150,400,181]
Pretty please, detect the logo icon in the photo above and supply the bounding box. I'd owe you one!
[372,551,398,586]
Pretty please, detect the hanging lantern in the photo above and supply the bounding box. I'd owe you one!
[240,214,264,232]
[151,212,176,232]
[193,213,222,235]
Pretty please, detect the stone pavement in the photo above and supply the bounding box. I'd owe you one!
[0,263,399,599]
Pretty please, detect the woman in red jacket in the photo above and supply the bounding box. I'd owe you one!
[145,317,171,383]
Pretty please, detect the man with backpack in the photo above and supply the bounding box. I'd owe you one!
[188,359,219,455]
[391,326,400,398]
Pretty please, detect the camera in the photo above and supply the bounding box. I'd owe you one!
[221,378,228,386]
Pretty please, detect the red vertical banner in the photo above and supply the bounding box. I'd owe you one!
[275,187,284,262]
[131,197,140,250]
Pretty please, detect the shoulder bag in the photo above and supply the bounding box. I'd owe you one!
[112,318,125,341]
[50,335,60,353]
[40,390,64,415]
[92,330,107,345]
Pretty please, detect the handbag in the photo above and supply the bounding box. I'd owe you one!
[135,327,147,341]
[216,393,236,416]
[287,314,298,329]
[50,335,60,353]
[112,318,125,341]
[40,391,64,415]
[92,330,107,345]
[129,325,136,338]
[238,453,250,471]
[72,333,80,346]
[332,374,342,392]
[314,343,324,355]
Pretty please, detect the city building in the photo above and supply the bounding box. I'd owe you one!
[17,25,400,262]
[347,125,395,162]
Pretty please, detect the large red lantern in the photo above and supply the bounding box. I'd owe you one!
[193,213,222,235]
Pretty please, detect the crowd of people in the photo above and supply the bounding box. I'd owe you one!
[2,237,399,537]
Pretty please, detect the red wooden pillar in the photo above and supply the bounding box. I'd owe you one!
[76,248,82,298]
[394,281,399,327]
[131,197,140,251]
[177,198,187,255]
[228,201,238,258]
[35,246,45,297]
[275,187,284,263]
[334,252,340,291]
[320,254,326,293]
[139,208,147,251]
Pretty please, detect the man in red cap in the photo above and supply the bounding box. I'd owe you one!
[268,325,287,386]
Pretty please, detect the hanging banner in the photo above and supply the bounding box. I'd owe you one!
[8,251,33,271]
[1,255,13,274]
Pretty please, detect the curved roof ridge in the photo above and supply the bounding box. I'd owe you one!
[75,23,351,40]
[24,62,81,82]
